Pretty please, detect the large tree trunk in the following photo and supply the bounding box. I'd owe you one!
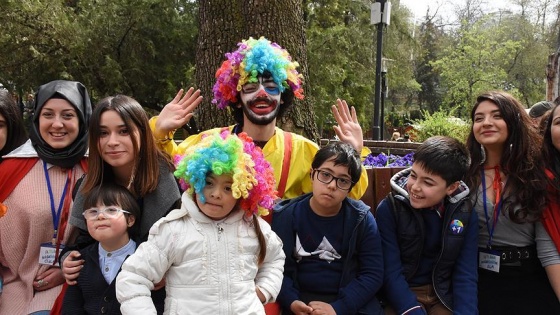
[195,0,319,141]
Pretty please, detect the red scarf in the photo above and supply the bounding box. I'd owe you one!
[543,169,560,253]
[0,157,88,214]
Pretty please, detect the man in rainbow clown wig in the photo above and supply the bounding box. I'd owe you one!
[150,36,370,219]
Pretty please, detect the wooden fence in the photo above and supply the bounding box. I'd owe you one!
[361,167,405,214]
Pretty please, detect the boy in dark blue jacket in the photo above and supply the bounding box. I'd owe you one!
[272,142,384,315]
[376,136,478,315]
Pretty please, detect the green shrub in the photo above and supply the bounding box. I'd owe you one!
[413,108,470,143]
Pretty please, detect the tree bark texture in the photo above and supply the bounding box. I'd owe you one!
[196,0,319,140]
[546,51,559,102]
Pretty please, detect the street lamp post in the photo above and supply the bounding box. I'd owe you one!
[381,57,389,140]
[371,0,391,140]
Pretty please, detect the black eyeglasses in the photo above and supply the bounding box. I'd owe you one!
[312,169,354,190]
[82,206,131,220]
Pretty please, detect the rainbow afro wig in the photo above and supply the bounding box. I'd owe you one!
[174,130,277,217]
[212,36,304,109]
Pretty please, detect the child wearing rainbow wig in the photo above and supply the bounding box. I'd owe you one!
[116,131,286,315]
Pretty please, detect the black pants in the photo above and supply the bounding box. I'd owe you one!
[478,254,560,315]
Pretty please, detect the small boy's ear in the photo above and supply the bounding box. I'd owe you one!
[127,215,136,227]
[446,181,460,195]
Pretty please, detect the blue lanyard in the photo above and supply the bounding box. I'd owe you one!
[481,169,503,248]
[43,161,70,243]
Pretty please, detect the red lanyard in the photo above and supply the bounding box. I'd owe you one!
[482,166,503,248]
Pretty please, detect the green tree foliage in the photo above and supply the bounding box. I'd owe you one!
[0,0,198,111]
[3,0,559,138]
[1,1,77,93]
[305,0,375,135]
[305,0,418,136]
[431,18,522,116]
[497,14,549,106]
[414,17,446,113]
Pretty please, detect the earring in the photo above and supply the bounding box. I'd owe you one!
[480,144,486,165]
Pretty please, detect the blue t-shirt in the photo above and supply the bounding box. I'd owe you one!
[294,200,345,295]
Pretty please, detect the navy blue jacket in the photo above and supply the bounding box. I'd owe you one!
[376,168,478,315]
[61,242,165,314]
[272,193,384,315]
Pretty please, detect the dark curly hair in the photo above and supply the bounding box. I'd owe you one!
[465,91,546,222]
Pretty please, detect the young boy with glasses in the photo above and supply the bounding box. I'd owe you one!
[62,183,164,314]
[272,142,384,315]
[376,136,477,315]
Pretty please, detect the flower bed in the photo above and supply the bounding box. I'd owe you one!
[360,152,414,215]
[363,152,414,168]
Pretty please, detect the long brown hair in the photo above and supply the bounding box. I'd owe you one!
[252,215,267,265]
[82,95,173,196]
[465,91,546,222]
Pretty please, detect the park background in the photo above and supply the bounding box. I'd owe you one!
[2,0,560,143]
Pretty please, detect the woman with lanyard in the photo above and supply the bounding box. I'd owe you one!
[465,91,560,314]
[0,80,91,314]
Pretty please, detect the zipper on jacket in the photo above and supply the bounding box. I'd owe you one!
[217,223,224,241]
[432,202,460,311]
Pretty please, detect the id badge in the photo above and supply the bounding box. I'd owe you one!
[479,248,500,273]
[38,243,64,266]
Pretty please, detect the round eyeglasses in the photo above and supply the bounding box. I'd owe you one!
[82,206,131,220]
[312,169,354,190]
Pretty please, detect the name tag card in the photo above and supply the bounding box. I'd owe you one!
[479,249,500,272]
[38,243,64,266]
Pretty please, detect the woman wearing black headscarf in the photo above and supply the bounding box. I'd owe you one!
[0,80,91,314]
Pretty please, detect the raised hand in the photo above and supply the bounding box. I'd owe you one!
[331,99,363,152]
[154,88,203,139]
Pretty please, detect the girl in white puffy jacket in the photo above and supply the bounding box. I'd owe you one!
[116,131,285,315]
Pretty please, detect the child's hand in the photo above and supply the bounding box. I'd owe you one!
[256,286,266,303]
[290,300,313,314]
[153,278,166,290]
[309,301,336,315]
[62,250,84,285]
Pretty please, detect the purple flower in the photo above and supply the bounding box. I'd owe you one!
[363,152,414,168]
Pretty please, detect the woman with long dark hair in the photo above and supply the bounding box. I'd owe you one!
[465,91,560,314]
[61,95,180,313]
